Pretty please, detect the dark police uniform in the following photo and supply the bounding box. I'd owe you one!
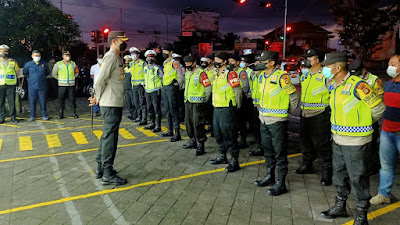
[124,64,137,120]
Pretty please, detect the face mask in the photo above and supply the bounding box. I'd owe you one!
[227,63,236,70]
[387,66,399,78]
[239,62,246,68]
[97,59,103,64]
[185,65,194,71]
[214,62,223,68]
[33,56,41,62]
[65,57,71,61]
[162,53,169,59]
[301,60,311,68]
[322,67,334,79]
[119,42,127,51]
[301,69,309,74]
[1,53,8,58]
[255,63,267,71]
[131,54,137,61]
[200,63,207,69]
[147,59,155,64]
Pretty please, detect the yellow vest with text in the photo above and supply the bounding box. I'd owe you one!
[250,71,261,105]
[300,70,330,110]
[57,61,76,85]
[130,59,145,86]
[330,75,374,137]
[0,60,17,85]
[362,73,384,95]
[258,69,290,117]
[184,68,207,103]
[163,59,178,86]
[144,65,162,93]
[212,70,236,107]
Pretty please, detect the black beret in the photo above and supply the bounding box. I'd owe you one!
[163,43,174,51]
[183,55,196,62]
[215,52,229,61]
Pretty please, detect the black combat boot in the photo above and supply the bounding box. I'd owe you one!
[170,128,181,142]
[161,127,174,137]
[134,110,142,122]
[73,109,79,118]
[144,114,155,130]
[321,196,348,218]
[249,146,264,156]
[95,163,103,179]
[195,141,205,156]
[58,110,64,119]
[101,168,127,186]
[354,207,369,225]
[152,114,162,132]
[320,167,333,186]
[182,138,197,149]
[139,110,147,125]
[293,162,315,174]
[210,154,228,165]
[225,158,240,172]
[254,168,275,187]
[267,175,288,196]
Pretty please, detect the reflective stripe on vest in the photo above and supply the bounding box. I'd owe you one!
[0,60,17,85]
[330,75,373,137]
[130,60,145,86]
[250,71,261,105]
[144,65,162,93]
[57,61,76,85]
[184,68,207,103]
[163,60,178,86]
[212,70,236,107]
[300,71,330,110]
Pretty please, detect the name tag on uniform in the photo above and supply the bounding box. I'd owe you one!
[316,74,324,81]
[341,83,352,95]
[270,75,278,84]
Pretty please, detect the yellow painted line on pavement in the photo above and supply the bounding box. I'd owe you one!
[19,136,33,151]
[161,126,168,132]
[136,127,157,137]
[93,130,103,140]
[180,124,186,130]
[45,134,62,148]
[0,152,301,216]
[37,120,65,125]
[0,139,3,151]
[71,132,89,145]
[0,125,104,136]
[342,201,400,225]
[0,123,20,128]
[119,128,135,139]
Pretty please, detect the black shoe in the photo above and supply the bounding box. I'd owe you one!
[249,147,264,156]
[10,117,18,123]
[254,168,275,187]
[134,117,141,122]
[267,179,287,196]
[225,158,240,172]
[101,174,127,186]
[354,207,368,225]
[58,113,64,119]
[152,125,161,133]
[95,112,100,117]
[321,167,332,186]
[139,120,147,125]
[95,167,118,179]
[321,196,348,219]
[293,163,315,174]
[161,131,173,137]
[144,123,155,130]
[0,119,4,124]
[195,142,205,156]
[73,114,79,119]
[170,129,181,142]
[210,155,228,165]
[183,139,197,149]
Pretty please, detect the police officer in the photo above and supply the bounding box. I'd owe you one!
[209,52,243,172]
[200,55,216,136]
[161,43,185,142]
[173,53,186,123]
[89,31,130,186]
[52,51,79,119]
[182,55,212,156]
[320,53,385,225]
[254,51,299,196]
[294,49,333,186]
[349,59,384,176]
[143,50,163,133]
[23,50,50,121]
[129,47,147,125]
[0,44,19,123]
[228,54,250,149]
[123,55,136,120]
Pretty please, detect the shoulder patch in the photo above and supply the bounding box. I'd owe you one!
[173,61,179,69]
[200,72,211,87]
[240,71,247,80]
[228,71,240,88]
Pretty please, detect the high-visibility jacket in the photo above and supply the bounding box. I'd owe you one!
[144,65,162,93]
[184,68,210,103]
[0,59,18,85]
[57,61,76,85]
[300,70,330,110]
[130,59,145,86]
[212,70,237,107]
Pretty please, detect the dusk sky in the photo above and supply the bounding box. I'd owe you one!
[49,0,340,49]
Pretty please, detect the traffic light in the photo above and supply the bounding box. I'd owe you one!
[265,40,270,45]
[279,36,284,40]
[233,0,247,4]
[103,27,110,42]
[90,30,96,42]
[286,26,292,32]
[258,2,271,8]
[97,31,103,43]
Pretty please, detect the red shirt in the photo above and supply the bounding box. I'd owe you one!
[382,78,400,132]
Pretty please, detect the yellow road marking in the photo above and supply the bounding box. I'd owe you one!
[180,124,186,130]
[71,132,89,145]
[0,123,20,128]
[19,136,33,151]
[93,130,103,140]
[119,128,135,139]
[0,125,104,136]
[37,120,65,125]
[161,126,168,132]
[136,127,157,137]
[45,134,62,148]
[0,139,3,151]
[342,201,400,225]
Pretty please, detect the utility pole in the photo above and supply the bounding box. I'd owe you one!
[60,0,63,11]
[282,0,288,60]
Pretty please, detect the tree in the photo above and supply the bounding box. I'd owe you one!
[327,0,400,60]
[0,0,81,59]
[221,32,240,50]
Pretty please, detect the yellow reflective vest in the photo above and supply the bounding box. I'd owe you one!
[144,65,162,93]
[57,61,76,85]
[212,70,237,107]
[162,59,179,86]
[300,70,330,110]
[184,68,208,103]
[130,59,145,86]
[0,59,17,85]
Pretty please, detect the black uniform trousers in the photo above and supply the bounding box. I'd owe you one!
[205,95,214,128]
[332,142,370,209]
[365,122,380,175]
[162,83,180,130]
[252,106,261,147]
[145,90,161,119]
[213,106,239,158]
[0,85,16,120]
[185,102,207,142]
[261,121,289,178]
[237,97,253,143]
[58,86,76,113]
[124,89,136,118]
[96,107,123,170]
[132,85,146,112]
[299,108,332,169]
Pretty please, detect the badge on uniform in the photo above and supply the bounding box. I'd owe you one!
[42,64,44,68]
[270,75,278,84]
[316,74,324,81]
[341,83,352,95]
[301,76,305,82]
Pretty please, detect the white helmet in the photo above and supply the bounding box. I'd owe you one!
[123,55,132,60]
[129,47,140,53]
[200,57,207,62]
[172,53,182,59]
[144,50,157,57]
[0,45,10,50]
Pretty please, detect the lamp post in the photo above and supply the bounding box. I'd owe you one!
[282,0,288,59]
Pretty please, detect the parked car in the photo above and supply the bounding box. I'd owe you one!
[281,60,301,85]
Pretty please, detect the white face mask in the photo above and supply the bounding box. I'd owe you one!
[97,59,103,64]
[386,66,399,78]
[65,57,71,61]
[33,56,41,62]
[131,54,137,61]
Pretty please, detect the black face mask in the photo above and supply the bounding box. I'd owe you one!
[249,63,258,71]
[185,65,194,71]
[0,53,8,58]
[162,53,169,59]
[228,63,237,70]
[214,62,223,68]
[301,60,311,68]
[256,63,267,71]
[200,62,209,68]
[119,42,127,52]
[147,59,155,64]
